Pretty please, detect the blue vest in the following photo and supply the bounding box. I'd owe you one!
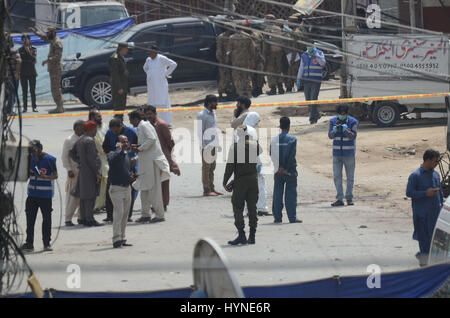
[105,126,137,158]
[330,116,358,157]
[28,153,56,199]
[301,51,323,82]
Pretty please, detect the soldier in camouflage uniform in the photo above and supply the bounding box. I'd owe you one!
[109,42,129,116]
[216,29,236,100]
[285,13,308,92]
[30,26,64,113]
[227,30,255,97]
[263,17,287,95]
[247,23,265,98]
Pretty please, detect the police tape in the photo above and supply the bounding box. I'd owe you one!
[8,92,450,120]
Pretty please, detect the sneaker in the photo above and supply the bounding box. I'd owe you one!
[135,217,151,223]
[32,107,38,112]
[103,217,113,222]
[257,211,272,216]
[347,200,354,206]
[43,245,53,252]
[77,219,84,225]
[113,241,122,248]
[331,200,345,207]
[121,240,133,247]
[274,219,282,224]
[149,218,165,224]
[289,219,303,223]
[48,108,64,114]
[21,243,34,252]
[65,221,75,227]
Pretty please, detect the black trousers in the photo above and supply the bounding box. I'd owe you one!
[106,179,135,220]
[20,75,37,109]
[25,196,52,246]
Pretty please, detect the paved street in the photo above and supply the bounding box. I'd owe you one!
[8,87,419,293]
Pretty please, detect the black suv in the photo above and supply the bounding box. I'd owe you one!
[62,17,224,108]
[62,16,342,109]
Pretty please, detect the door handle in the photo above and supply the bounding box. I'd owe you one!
[199,47,210,52]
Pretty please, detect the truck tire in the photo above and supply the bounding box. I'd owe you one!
[372,102,400,127]
[84,75,113,109]
[322,62,331,80]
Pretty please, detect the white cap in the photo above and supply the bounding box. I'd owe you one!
[243,112,260,128]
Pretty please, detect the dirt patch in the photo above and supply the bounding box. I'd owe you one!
[290,119,446,212]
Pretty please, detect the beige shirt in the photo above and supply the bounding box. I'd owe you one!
[62,133,81,172]
[94,123,109,176]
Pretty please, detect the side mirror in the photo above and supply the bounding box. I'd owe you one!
[76,52,81,59]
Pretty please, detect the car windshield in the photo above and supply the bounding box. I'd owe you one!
[79,5,128,26]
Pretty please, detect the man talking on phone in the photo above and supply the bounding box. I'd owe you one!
[406,149,443,267]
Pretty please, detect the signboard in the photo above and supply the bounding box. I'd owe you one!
[429,197,450,265]
[293,0,324,15]
[347,34,449,79]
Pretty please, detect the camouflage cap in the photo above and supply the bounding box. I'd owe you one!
[117,42,129,49]
[46,26,57,33]
[264,14,276,20]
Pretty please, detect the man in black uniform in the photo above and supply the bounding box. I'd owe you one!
[19,34,38,112]
[223,125,261,245]
[109,42,129,117]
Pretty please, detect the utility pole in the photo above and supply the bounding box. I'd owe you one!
[340,0,356,98]
[409,0,416,33]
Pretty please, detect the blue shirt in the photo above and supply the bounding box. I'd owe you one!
[406,166,443,218]
[270,131,297,176]
[28,153,57,199]
[107,148,132,186]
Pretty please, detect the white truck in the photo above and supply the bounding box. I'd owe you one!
[11,0,129,32]
[345,34,449,127]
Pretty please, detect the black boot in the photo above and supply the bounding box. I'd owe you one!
[286,86,293,93]
[248,228,256,244]
[277,84,285,94]
[228,229,247,245]
[266,87,277,95]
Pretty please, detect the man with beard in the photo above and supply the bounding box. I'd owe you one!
[70,121,103,227]
[62,120,84,226]
[129,111,170,223]
[143,105,181,211]
[88,108,109,213]
[29,26,64,114]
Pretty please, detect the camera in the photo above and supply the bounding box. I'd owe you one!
[336,123,344,133]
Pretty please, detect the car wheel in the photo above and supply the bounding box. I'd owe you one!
[84,75,113,109]
[372,102,400,127]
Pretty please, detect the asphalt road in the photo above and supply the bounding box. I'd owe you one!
[6,89,421,294]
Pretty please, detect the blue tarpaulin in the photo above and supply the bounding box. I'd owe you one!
[11,18,135,101]
[13,17,135,46]
[9,262,450,298]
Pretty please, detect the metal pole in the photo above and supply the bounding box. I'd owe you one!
[409,0,416,33]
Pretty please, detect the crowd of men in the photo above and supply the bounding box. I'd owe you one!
[216,13,327,124]
[216,13,310,100]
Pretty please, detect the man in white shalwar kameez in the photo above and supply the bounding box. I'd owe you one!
[143,46,177,126]
[243,112,271,216]
[62,120,84,226]
[128,111,170,223]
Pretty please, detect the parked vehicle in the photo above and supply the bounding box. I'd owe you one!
[10,0,129,33]
[62,17,223,108]
[345,34,449,127]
